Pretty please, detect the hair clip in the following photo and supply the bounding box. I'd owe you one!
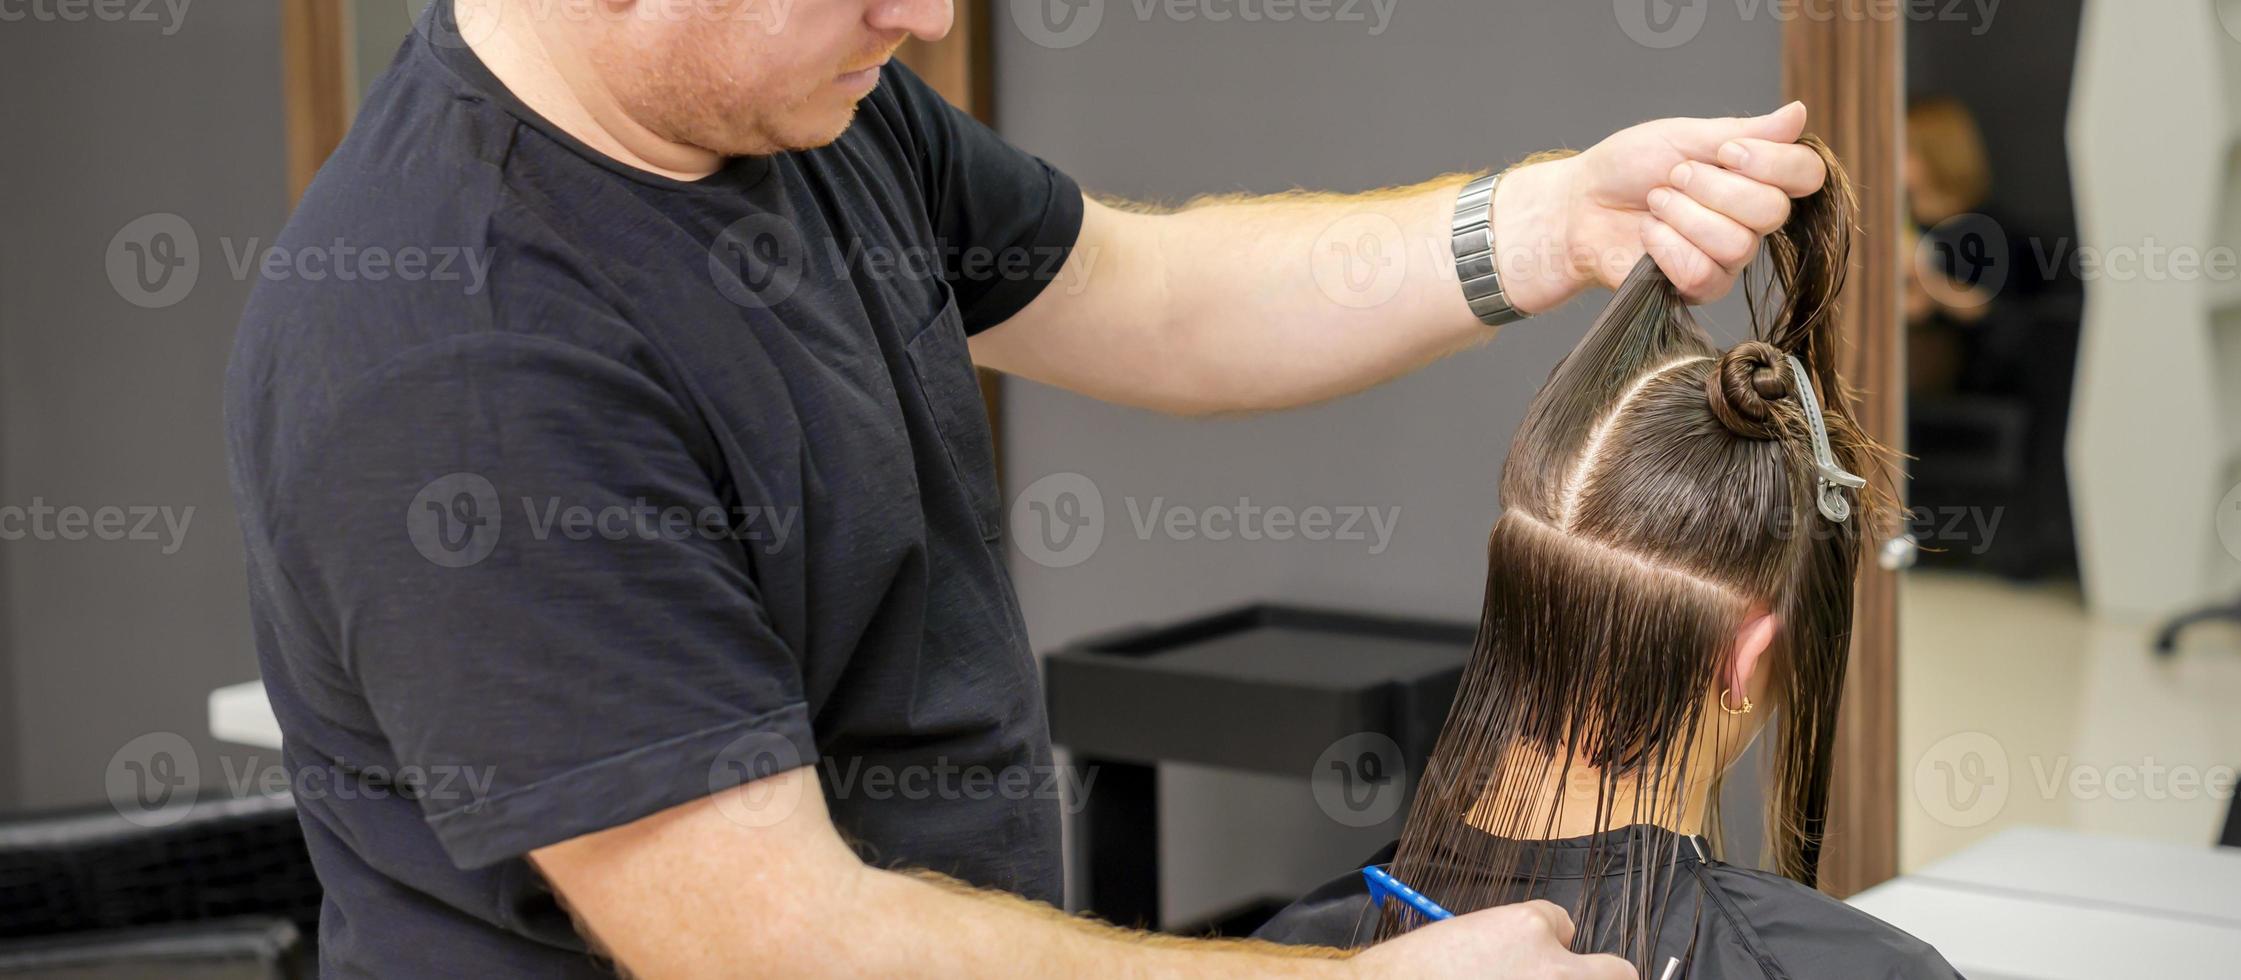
[1785,355,1866,523]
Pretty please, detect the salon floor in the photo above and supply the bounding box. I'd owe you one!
[1898,570,2241,871]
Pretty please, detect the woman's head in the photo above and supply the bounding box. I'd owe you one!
[1905,96,1990,224]
[1381,136,1889,956]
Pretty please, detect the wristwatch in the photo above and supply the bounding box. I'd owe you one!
[1452,172,1527,327]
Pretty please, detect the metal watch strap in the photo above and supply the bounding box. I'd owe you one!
[1452,172,1526,327]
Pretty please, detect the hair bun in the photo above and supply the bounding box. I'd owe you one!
[1706,341,1791,440]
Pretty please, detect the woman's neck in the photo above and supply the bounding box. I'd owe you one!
[1461,750,1716,841]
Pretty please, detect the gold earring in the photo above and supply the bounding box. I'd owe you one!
[1720,689,1753,715]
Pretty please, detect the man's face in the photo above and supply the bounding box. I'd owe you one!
[585,0,951,156]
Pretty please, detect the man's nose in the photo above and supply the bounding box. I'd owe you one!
[867,0,954,43]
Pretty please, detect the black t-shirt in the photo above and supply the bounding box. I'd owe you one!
[223,2,1082,974]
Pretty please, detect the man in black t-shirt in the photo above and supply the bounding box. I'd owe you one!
[225,1,1830,976]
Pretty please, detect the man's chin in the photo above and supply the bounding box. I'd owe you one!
[741,103,861,155]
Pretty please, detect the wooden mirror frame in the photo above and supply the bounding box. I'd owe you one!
[1785,3,1905,898]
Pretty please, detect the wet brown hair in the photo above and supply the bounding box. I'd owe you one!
[1376,136,1892,967]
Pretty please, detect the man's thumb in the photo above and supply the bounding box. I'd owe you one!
[1741,101,1809,141]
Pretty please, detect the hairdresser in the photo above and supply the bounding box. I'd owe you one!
[225,1,1829,977]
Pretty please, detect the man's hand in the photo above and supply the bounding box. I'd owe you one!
[1353,901,1637,980]
[1495,102,1830,313]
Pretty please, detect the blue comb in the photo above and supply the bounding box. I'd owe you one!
[1361,865,1454,922]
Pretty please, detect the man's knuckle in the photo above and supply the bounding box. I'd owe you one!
[1710,232,1752,266]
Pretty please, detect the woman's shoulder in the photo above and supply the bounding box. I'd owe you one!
[1695,863,1963,979]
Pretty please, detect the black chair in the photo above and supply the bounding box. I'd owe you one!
[0,793,320,979]
[1906,290,2084,580]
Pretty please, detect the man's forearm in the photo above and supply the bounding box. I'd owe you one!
[975,154,1586,415]
[580,856,1353,978]
[538,772,1355,980]
[853,867,1351,979]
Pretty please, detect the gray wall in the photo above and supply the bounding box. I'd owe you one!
[994,2,1785,922]
[0,3,281,809]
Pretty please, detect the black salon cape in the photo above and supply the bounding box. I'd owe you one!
[1253,827,1960,979]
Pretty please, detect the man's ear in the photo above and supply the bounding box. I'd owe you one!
[1729,611,1778,698]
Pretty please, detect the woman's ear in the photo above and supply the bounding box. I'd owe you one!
[1729,611,1779,700]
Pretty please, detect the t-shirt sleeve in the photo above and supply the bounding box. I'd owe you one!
[876,61,1084,334]
[269,329,817,870]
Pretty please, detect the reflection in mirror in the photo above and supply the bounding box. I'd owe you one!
[1898,0,2241,878]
